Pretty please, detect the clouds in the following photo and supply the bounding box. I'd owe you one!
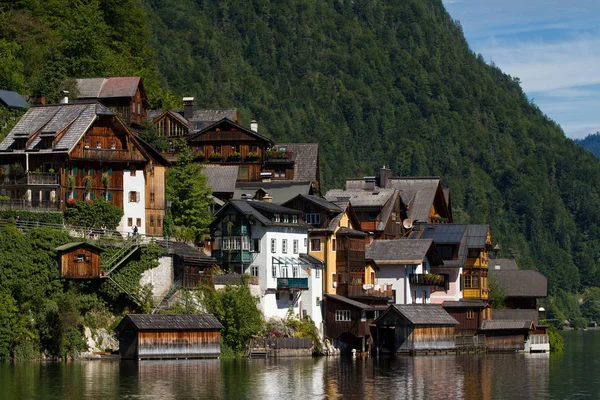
[443,0,600,138]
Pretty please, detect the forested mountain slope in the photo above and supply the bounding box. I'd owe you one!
[575,133,600,158]
[2,0,600,310]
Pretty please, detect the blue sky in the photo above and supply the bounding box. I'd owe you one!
[443,0,600,139]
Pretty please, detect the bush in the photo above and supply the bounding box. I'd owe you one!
[0,210,64,224]
[63,198,123,229]
[548,325,565,352]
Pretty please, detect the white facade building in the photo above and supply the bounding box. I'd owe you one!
[120,167,146,234]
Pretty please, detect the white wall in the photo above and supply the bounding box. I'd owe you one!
[120,168,146,234]
[139,255,173,303]
[376,257,434,305]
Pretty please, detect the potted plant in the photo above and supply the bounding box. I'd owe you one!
[246,151,259,161]
[209,152,222,161]
[66,175,76,191]
[101,174,111,189]
[83,175,93,193]
[228,151,241,161]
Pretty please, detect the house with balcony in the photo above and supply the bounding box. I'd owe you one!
[365,239,444,305]
[0,102,169,236]
[209,199,323,330]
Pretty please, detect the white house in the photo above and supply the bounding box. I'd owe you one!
[210,199,324,332]
[365,239,445,305]
[119,167,146,234]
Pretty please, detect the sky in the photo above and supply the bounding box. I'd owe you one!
[442,0,600,139]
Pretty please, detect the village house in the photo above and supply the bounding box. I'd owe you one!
[56,242,104,279]
[0,102,170,236]
[365,239,445,305]
[209,199,323,331]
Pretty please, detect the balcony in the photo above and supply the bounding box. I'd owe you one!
[277,277,309,290]
[463,288,489,300]
[409,273,450,291]
[465,257,489,269]
[1,172,59,186]
[265,150,295,163]
[71,148,146,162]
[0,199,61,211]
[346,283,393,300]
[212,249,252,264]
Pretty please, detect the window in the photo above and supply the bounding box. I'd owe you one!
[250,145,258,153]
[150,192,155,204]
[231,144,239,152]
[136,218,142,227]
[238,166,249,180]
[310,238,322,252]
[316,297,320,307]
[464,275,479,289]
[283,215,289,223]
[137,102,141,115]
[304,238,307,247]
[110,139,116,149]
[252,239,261,253]
[128,218,133,227]
[76,253,86,263]
[305,213,320,225]
[361,310,367,322]
[315,269,321,278]
[293,240,299,254]
[130,169,136,177]
[84,139,90,148]
[292,215,298,223]
[213,145,221,154]
[274,168,286,178]
[128,191,139,203]
[292,266,298,277]
[282,267,288,278]
[335,310,351,322]
[368,212,378,221]
[466,310,475,320]
[274,214,280,223]
[422,290,427,304]
[271,238,276,253]
[412,290,417,304]
[282,239,288,253]
[157,217,162,228]
[272,264,277,278]
[150,216,155,227]
[96,139,102,149]
[332,238,337,252]
[250,265,259,277]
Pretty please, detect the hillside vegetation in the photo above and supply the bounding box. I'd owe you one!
[2,0,600,317]
[574,133,600,158]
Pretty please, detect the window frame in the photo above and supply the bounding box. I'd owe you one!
[310,238,322,252]
[335,310,351,322]
[271,238,277,253]
[282,239,288,253]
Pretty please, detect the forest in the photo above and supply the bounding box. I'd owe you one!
[2,0,600,323]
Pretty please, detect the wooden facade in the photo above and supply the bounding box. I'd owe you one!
[56,242,104,279]
[442,301,487,336]
[117,314,223,359]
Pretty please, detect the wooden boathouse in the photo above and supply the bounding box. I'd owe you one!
[117,314,224,359]
[56,242,104,279]
[373,304,458,355]
[479,319,535,352]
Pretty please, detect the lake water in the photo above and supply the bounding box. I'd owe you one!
[1,331,598,399]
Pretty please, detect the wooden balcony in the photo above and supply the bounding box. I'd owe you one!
[212,249,252,264]
[277,277,309,290]
[465,257,489,269]
[346,283,393,300]
[71,148,146,162]
[0,199,61,211]
[1,173,59,186]
[463,288,489,300]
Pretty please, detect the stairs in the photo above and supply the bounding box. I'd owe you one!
[101,238,140,276]
[151,281,182,314]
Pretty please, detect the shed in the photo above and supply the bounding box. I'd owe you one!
[373,304,457,354]
[480,319,535,352]
[56,242,104,279]
[117,314,224,359]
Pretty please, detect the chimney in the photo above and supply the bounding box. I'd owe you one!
[183,97,194,120]
[363,176,376,191]
[34,94,46,105]
[260,172,272,183]
[250,120,258,133]
[60,90,69,104]
[380,166,391,188]
[263,193,273,203]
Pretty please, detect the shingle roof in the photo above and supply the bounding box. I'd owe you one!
[493,309,540,325]
[248,201,303,215]
[466,224,489,248]
[202,165,239,194]
[188,118,273,145]
[77,76,141,99]
[189,109,237,130]
[389,178,441,222]
[325,189,396,208]
[376,304,458,325]
[147,109,164,121]
[118,314,223,331]
[0,90,29,108]
[442,300,487,309]
[480,319,534,331]
[419,224,468,244]
[158,241,216,267]
[234,181,313,204]
[274,144,319,183]
[366,239,440,265]
[490,259,518,270]
[336,227,367,237]
[283,194,342,213]
[489,269,548,298]
[325,294,376,310]
[55,242,104,252]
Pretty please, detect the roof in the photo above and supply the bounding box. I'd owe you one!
[466,224,489,249]
[489,268,548,298]
[480,319,534,331]
[76,76,142,99]
[133,134,172,167]
[336,227,367,237]
[158,241,216,267]
[284,194,342,213]
[202,165,239,194]
[118,314,223,331]
[490,259,518,270]
[212,200,306,228]
[375,304,458,326]
[365,239,442,265]
[325,189,396,208]
[188,118,273,145]
[55,242,104,252]
[248,200,303,215]
[299,253,324,267]
[149,109,189,127]
[274,144,319,183]
[0,103,112,153]
[388,177,441,222]
[442,300,487,309]
[419,224,468,244]
[492,309,539,325]
[189,108,237,129]
[0,90,29,108]
[234,181,313,204]
[325,294,376,310]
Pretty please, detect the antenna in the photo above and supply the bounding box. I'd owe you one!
[402,219,413,230]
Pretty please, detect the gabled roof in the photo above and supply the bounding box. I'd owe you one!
[389,177,442,222]
[284,194,342,213]
[480,319,534,331]
[490,258,518,270]
[0,90,29,109]
[76,76,144,100]
[374,304,458,326]
[117,314,223,331]
[442,300,487,309]
[249,201,303,215]
[365,239,442,266]
[489,268,548,298]
[188,118,274,145]
[274,143,319,184]
[202,165,239,194]
[419,224,468,244]
[55,242,104,252]
[325,294,377,310]
[158,241,215,267]
[493,309,540,325]
[234,181,313,204]
[150,109,189,127]
[325,189,396,208]
[211,200,306,228]
[190,108,238,128]
[466,224,490,249]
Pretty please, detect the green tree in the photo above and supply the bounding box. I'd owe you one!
[166,149,213,242]
[488,276,506,310]
[63,198,123,230]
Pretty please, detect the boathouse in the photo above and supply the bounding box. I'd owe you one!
[479,319,534,352]
[117,314,224,359]
[56,242,104,279]
[373,304,458,354]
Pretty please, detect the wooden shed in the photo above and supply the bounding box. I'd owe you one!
[373,304,458,354]
[56,242,104,279]
[480,319,534,352]
[117,314,224,360]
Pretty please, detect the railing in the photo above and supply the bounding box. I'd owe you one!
[409,273,450,290]
[347,283,393,299]
[465,257,489,269]
[249,337,313,350]
[456,334,486,347]
[72,148,146,162]
[277,277,309,290]
[530,334,549,345]
[1,172,59,186]
[212,249,252,263]
[463,288,489,299]
[265,150,295,162]
[214,274,259,285]
[0,199,61,211]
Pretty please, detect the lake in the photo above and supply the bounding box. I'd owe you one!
[1,331,598,399]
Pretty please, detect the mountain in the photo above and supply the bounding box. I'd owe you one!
[3,0,600,312]
[574,133,600,158]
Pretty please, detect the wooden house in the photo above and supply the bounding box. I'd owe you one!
[480,319,535,352]
[117,314,224,359]
[158,241,217,288]
[56,242,104,279]
[372,304,458,354]
[442,299,487,336]
[76,77,149,125]
[263,143,321,193]
[323,294,388,353]
[0,102,170,236]
[488,258,548,310]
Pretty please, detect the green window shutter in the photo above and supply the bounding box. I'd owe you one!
[90,192,95,200]
[108,167,112,176]
[107,192,112,201]
[73,166,78,175]
[82,167,87,176]
[460,275,464,291]
[90,168,94,177]
[73,191,77,200]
